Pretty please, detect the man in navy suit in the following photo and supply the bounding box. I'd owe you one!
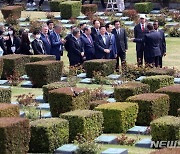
[112,20,128,70]
[40,24,51,55]
[94,26,112,59]
[132,23,161,67]
[47,20,54,35]
[153,20,166,68]
[80,26,95,60]
[79,23,87,35]
[91,20,101,41]
[49,24,65,60]
[105,23,117,59]
[134,15,148,66]
[68,28,85,66]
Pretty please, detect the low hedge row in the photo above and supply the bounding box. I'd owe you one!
[29,118,69,153]
[114,82,150,102]
[28,55,56,62]
[25,60,63,87]
[0,58,3,78]
[145,68,176,76]
[151,116,180,145]
[95,102,138,133]
[49,87,90,117]
[141,75,174,92]
[134,2,153,13]
[0,117,30,154]
[89,100,109,110]
[84,59,116,78]
[127,93,169,126]
[60,1,81,19]
[0,87,11,103]
[49,0,66,12]
[2,54,30,79]
[60,110,103,142]
[151,148,180,154]
[155,85,180,116]
[0,103,19,118]
[81,4,98,15]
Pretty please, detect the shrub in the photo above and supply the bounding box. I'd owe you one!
[114,82,150,102]
[84,59,116,78]
[168,27,180,37]
[155,85,180,116]
[95,102,138,133]
[0,103,19,117]
[170,12,180,22]
[178,108,180,117]
[25,60,63,87]
[60,1,81,19]
[81,4,98,15]
[28,55,56,62]
[89,100,109,110]
[0,58,3,78]
[2,54,30,79]
[151,148,180,154]
[134,2,153,13]
[49,87,90,117]
[29,118,69,153]
[60,110,103,142]
[7,70,23,86]
[141,75,174,92]
[1,5,23,19]
[117,134,137,146]
[150,116,180,146]
[127,93,169,126]
[42,82,71,102]
[146,68,176,76]
[122,9,138,21]
[49,0,66,12]
[0,117,30,154]
[0,87,11,103]
[150,15,166,26]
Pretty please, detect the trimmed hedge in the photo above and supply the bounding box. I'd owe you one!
[49,0,66,12]
[84,59,116,78]
[60,1,81,19]
[145,68,176,76]
[151,116,180,144]
[1,5,23,19]
[114,82,150,102]
[29,118,69,153]
[2,54,30,79]
[141,75,174,92]
[81,4,98,15]
[134,2,153,13]
[127,93,169,126]
[95,102,138,133]
[0,117,30,154]
[60,110,103,142]
[29,55,56,62]
[43,82,71,103]
[25,60,63,87]
[0,103,19,117]
[89,100,109,110]
[155,85,180,116]
[49,87,90,117]
[0,87,11,103]
[0,58,3,78]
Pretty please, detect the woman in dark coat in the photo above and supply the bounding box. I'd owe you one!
[0,30,7,56]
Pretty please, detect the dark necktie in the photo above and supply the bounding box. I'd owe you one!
[46,35,50,44]
[142,24,144,32]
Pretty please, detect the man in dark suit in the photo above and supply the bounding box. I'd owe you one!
[82,0,105,8]
[40,24,51,55]
[105,23,117,59]
[94,26,112,59]
[134,14,148,66]
[153,20,166,68]
[112,20,128,70]
[49,25,65,60]
[91,20,101,41]
[79,23,87,35]
[47,20,54,35]
[68,28,85,66]
[132,23,161,67]
[80,26,95,60]
[31,30,46,55]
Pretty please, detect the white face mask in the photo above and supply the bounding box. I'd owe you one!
[35,34,41,39]
[8,31,13,35]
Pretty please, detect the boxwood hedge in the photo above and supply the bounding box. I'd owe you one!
[127,93,169,126]
[0,87,11,103]
[29,118,69,153]
[0,103,19,117]
[0,58,3,78]
[89,100,109,110]
[95,102,138,133]
[28,55,56,62]
[60,110,103,142]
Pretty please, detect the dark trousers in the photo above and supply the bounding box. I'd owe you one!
[116,52,126,70]
[159,56,163,68]
[146,56,159,68]
[136,50,144,67]
[39,0,44,6]
[82,0,105,8]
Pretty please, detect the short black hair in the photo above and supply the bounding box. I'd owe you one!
[70,25,76,30]
[147,23,154,30]
[93,20,100,25]
[33,29,40,35]
[80,23,86,27]
[113,20,120,25]
[47,20,54,25]
[99,25,106,29]
[105,23,112,29]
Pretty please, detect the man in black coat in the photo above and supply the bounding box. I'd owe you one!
[91,20,101,41]
[134,14,148,66]
[94,26,112,59]
[68,28,85,66]
[153,20,166,68]
[112,20,128,70]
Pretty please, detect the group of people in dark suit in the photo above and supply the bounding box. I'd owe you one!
[132,15,166,68]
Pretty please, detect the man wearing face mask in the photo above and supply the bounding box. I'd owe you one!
[5,26,21,54]
[31,30,46,55]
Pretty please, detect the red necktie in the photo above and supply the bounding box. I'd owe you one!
[142,24,144,32]
[46,35,50,44]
